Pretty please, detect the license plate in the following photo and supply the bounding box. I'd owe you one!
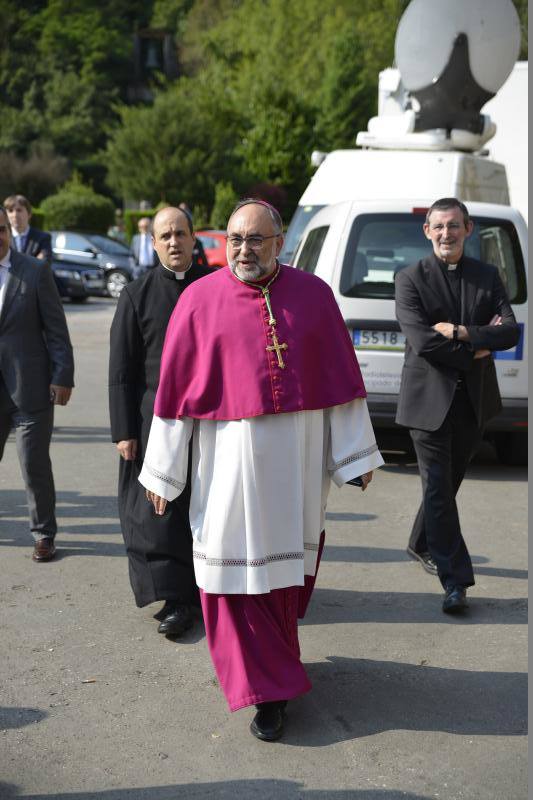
[84,278,105,287]
[353,329,406,351]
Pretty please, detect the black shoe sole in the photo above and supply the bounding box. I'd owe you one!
[250,720,284,741]
[406,547,438,575]
[158,617,194,636]
[442,602,468,615]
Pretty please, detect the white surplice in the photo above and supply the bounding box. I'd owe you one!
[139,398,384,595]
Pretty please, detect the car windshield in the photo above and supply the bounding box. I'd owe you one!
[339,213,527,304]
[280,205,324,264]
[85,234,131,255]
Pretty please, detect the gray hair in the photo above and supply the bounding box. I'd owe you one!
[228,198,283,234]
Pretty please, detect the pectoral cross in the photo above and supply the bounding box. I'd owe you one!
[266,328,288,369]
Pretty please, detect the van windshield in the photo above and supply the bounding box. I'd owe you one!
[280,205,324,264]
[340,213,526,303]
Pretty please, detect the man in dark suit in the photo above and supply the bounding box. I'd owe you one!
[109,206,212,637]
[0,204,74,562]
[4,194,53,267]
[395,197,520,614]
[131,217,158,272]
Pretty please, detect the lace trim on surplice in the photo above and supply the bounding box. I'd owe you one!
[331,442,379,472]
[143,462,185,491]
[193,550,304,568]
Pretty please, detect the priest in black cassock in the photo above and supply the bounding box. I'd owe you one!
[109,206,213,636]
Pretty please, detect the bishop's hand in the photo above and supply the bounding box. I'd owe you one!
[347,471,373,491]
[146,490,167,515]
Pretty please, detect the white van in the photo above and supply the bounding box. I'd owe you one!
[289,197,528,465]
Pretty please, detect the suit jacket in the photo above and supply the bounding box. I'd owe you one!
[16,226,53,267]
[131,233,157,268]
[395,253,520,431]
[0,250,74,412]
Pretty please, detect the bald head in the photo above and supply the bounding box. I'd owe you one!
[152,206,196,272]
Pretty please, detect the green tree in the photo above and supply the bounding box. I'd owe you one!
[0,0,151,175]
[105,75,245,209]
[314,27,377,151]
[0,142,69,205]
[209,181,238,228]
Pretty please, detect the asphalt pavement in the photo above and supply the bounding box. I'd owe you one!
[0,297,528,800]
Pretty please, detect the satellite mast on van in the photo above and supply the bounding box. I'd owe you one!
[357,0,521,153]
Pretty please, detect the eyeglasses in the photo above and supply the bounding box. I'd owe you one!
[226,234,280,250]
[428,223,463,232]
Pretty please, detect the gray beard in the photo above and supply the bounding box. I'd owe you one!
[229,259,269,282]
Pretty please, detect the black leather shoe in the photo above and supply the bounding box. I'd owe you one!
[250,701,285,741]
[442,586,468,614]
[406,546,438,575]
[157,604,194,636]
[32,537,56,562]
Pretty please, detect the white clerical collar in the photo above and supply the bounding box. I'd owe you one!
[447,262,458,271]
[161,262,192,280]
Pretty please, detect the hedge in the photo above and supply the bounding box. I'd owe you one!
[40,182,115,234]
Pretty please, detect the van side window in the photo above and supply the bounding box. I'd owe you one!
[296,226,329,273]
[465,220,526,303]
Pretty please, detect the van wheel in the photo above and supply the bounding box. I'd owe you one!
[493,432,528,466]
[106,270,129,299]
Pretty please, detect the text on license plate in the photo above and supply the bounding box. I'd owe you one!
[352,329,406,351]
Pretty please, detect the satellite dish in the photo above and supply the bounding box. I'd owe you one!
[395,0,521,133]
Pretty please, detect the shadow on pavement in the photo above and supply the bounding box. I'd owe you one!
[0,707,47,729]
[0,782,433,800]
[52,426,112,444]
[0,490,122,554]
[326,512,377,522]
[302,587,527,625]
[284,656,527,747]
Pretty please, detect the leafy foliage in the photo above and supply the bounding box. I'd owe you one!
[40,175,115,232]
[0,0,528,220]
[209,182,239,229]
[0,143,69,205]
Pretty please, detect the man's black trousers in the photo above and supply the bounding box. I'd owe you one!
[408,384,483,590]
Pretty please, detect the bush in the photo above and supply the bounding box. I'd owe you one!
[40,176,115,233]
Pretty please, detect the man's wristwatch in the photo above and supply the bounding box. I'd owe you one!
[453,324,459,340]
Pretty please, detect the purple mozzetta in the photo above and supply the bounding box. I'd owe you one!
[154,264,366,421]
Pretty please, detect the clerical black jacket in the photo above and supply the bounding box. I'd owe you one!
[395,253,519,431]
[108,261,213,606]
[109,262,212,446]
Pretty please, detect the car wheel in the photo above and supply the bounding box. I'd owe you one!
[106,270,129,299]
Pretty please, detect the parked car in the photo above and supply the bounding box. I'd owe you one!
[195,230,227,268]
[51,231,139,299]
[51,258,106,303]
